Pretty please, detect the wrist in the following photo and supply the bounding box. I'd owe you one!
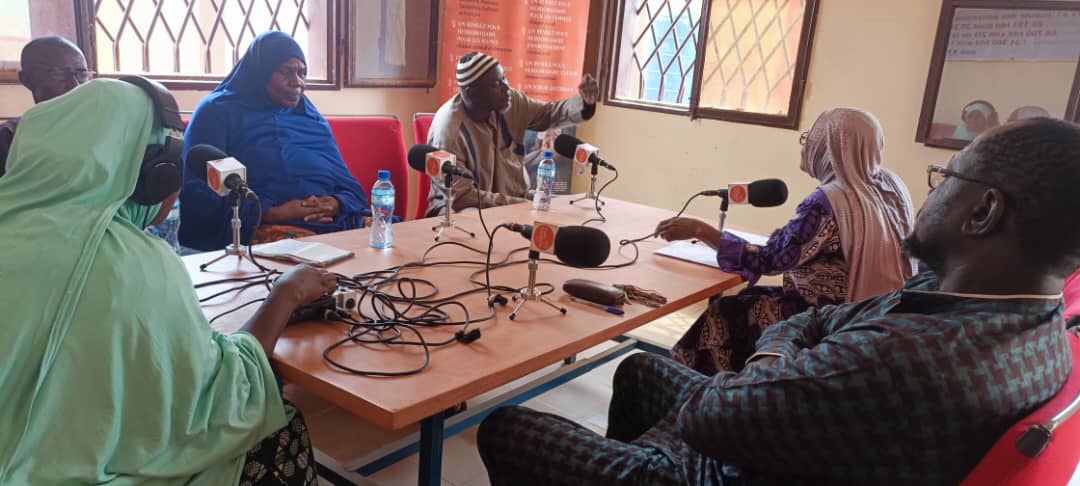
[267,283,303,310]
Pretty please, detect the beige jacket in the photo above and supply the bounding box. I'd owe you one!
[425,89,587,216]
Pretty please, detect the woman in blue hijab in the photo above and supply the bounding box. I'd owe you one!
[180,31,369,251]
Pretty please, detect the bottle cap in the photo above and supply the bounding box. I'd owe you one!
[543,150,554,159]
[377,170,390,180]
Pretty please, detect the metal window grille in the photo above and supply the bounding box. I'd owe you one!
[613,0,704,106]
[697,0,808,115]
[90,0,330,81]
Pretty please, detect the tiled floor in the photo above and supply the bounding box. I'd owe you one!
[300,299,711,486]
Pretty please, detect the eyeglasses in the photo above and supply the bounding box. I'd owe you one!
[799,131,808,146]
[926,164,1003,192]
[37,66,94,82]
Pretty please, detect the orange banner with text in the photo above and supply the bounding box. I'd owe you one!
[440,0,590,103]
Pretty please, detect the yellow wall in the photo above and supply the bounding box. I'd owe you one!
[0,83,441,217]
[933,59,1074,125]
[577,0,955,234]
[1,0,992,233]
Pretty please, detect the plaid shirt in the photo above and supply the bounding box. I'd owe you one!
[677,273,1072,485]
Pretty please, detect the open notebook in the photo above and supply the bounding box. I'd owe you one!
[654,229,768,269]
[251,239,354,267]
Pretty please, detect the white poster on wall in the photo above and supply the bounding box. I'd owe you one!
[947,9,1080,61]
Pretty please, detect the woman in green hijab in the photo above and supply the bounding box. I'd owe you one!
[0,79,335,484]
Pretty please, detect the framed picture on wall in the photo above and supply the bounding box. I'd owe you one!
[345,0,438,87]
[916,0,1080,150]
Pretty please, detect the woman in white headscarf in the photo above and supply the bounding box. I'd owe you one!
[656,108,916,374]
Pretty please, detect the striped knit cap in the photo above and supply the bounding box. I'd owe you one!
[457,52,499,87]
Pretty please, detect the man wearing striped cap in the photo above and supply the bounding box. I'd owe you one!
[424,52,599,216]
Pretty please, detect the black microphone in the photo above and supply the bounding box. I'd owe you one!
[185,144,257,200]
[501,223,611,268]
[553,134,616,171]
[702,179,788,207]
[407,144,474,180]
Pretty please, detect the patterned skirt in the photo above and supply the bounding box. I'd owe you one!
[238,409,318,486]
[670,285,814,375]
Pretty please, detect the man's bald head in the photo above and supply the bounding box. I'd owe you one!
[18,36,89,103]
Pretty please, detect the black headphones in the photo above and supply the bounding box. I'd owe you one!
[119,75,185,206]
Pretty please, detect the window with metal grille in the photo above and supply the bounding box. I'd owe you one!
[611,0,704,108]
[606,0,819,128]
[85,0,335,87]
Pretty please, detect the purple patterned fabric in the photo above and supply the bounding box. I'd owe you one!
[715,189,834,285]
[672,189,848,374]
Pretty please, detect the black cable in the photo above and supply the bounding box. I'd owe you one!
[619,191,707,246]
[198,210,649,376]
[246,193,274,273]
[208,297,266,325]
[583,167,618,226]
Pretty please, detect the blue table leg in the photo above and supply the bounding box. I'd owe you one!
[418,411,445,486]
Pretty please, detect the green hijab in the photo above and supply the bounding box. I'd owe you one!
[0,79,287,484]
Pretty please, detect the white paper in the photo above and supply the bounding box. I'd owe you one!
[653,229,768,269]
[655,240,721,269]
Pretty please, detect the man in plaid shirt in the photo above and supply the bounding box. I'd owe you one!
[477,117,1080,485]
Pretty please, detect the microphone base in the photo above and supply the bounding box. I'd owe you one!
[200,194,260,272]
[432,181,476,241]
[432,217,476,241]
[568,175,605,207]
[199,243,261,272]
[507,258,568,321]
[508,290,567,321]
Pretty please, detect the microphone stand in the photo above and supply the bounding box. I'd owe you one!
[508,249,567,321]
[570,161,605,207]
[717,196,730,235]
[432,172,475,241]
[200,189,260,271]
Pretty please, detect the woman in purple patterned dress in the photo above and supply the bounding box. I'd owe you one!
[656,108,917,374]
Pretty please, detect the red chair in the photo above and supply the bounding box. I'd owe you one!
[959,332,1080,485]
[327,115,409,220]
[413,113,435,219]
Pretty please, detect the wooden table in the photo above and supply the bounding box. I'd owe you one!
[189,197,742,485]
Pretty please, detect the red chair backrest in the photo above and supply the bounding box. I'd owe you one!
[1063,270,1080,320]
[412,113,435,219]
[960,333,1080,485]
[327,116,409,220]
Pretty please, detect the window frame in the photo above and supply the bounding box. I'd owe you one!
[601,0,821,129]
[72,0,341,91]
[342,0,439,88]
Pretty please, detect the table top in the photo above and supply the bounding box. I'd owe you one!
[188,197,742,429]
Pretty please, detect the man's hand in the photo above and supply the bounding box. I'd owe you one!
[579,74,599,105]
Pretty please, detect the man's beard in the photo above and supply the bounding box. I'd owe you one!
[902,232,944,275]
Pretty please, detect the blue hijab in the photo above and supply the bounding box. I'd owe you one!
[180,31,368,251]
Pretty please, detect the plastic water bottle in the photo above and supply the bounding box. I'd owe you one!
[370,170,394,249]
[533,150,555,211]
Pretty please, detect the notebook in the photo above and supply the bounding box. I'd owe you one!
[251,239,354,267]
[654,229,768,269]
